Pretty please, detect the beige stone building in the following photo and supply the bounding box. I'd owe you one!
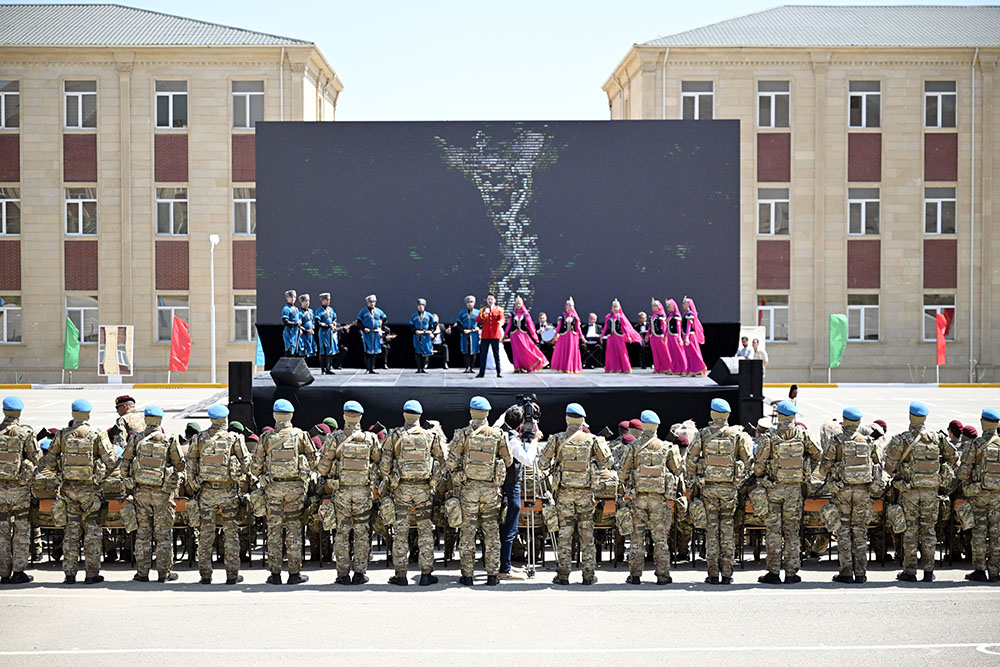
[0,4,342,383]
[604,5,1000,383]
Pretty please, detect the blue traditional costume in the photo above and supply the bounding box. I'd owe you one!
[456,296,481,373]
[297,294,316,358]
[358,295,387,374]
[280,290,301,355]
[315,292,339,375]
[410,300,436,374]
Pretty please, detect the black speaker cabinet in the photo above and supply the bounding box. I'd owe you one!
[269,357,314,387]
[229,361,253,402]
[708,356,741,385]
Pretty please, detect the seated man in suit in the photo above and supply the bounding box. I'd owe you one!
[582,312,603,369]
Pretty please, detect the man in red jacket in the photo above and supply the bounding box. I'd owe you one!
[475,293,505,378]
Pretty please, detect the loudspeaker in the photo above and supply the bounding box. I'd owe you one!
[739,359,764,400]
[708,357,741,385]
[270,357,314,387]
[228,401,256,434]
[229,361,253,402]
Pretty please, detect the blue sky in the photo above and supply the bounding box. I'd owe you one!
[11,0,992,120]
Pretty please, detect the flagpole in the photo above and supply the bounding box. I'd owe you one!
[828,367,831,384]
[936,364,940,385]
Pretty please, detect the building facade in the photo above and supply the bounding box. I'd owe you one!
[603,6,1000,383]
[0,4,342,382]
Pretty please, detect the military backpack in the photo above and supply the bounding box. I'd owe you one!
[61,425,95,482]
[558,430,593,489]
[0,424,26,482]
[463,425,499,482]
[338,430,373,486]
[840,431,874,485]
[703,427,739,484]
[397,425,433,482]
[771,428,805,483]
[133,431,170,487]
[199,430,238,483]
[908,431,941,489]
[633,439,672,495]
[267,428,303,482]
[979,435,1000,491]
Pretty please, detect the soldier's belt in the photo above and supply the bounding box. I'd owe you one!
[139,457,161,468]
[778,457,802,468]
[64,455,91,465]
[706,455,731,467]
[468,451,493,462]
[913,461,938,472]
[401,452,424,461]
[270,451,295,461]
[845,456,868,466]
[201,455,226,464]
[562,461,588,471]
[342,459,366,470]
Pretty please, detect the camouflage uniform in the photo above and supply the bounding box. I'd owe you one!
[686,419,753,580]
[884,424,957,576]
[318,424,381,579]
[114,408,147,451]
[753,421,821,579]
[43,420,117,580]
[381,421,446,578]
[957,426,1000,581]
[446,419,512,579]
[252,421,316,577]
[0,415,41,581]
[121,425,184,579]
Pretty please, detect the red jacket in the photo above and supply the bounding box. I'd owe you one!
[477,306,505,340]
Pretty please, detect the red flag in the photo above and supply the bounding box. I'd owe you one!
[935,313,947,366]
[169,316,191,372]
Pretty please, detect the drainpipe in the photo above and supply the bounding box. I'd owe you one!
[280,47,285,121]
[969,47,978,381]
[661,48,669,119]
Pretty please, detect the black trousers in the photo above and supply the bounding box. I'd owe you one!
[477,338,501,377]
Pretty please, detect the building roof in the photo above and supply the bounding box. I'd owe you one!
[0,3,312,46]
[642,5,1000,48]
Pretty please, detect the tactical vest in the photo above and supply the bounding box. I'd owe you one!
[338,430,373,486]
[979,435,1000,491]
[908,431,941,488]
[62,425,95,482]
[397,425,433,482]
[267,429,302,482]
[772,429,805,483]
[199,430,236,483]
[558,431,593,489]
[703,427,738,484]
[634,439,670,494]
[464,426,498,482]
[840,431,874,485]
[133,431,170,487]
[0,424,25,482]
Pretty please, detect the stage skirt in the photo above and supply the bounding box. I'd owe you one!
[510,331,548,372]
[665,335,686,374]
[551,332,582,373]
[650,334,672,373]
[682,334,708,375]
[484,341,515,373]
[604,334,632,373]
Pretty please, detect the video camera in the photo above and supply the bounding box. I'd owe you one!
[515,393,539,443]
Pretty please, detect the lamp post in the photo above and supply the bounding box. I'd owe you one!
[209,233,220,384]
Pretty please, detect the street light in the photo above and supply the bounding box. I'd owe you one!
[209,233,220,384]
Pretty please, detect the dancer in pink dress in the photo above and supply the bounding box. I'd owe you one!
[649,299,673,373]
[504,296,548,372]
[681,297,708,376]
[602,299,641,373]
[551,298,583,373]
[664,299,686,375]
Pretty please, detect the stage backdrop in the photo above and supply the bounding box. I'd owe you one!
[256,120,740,322]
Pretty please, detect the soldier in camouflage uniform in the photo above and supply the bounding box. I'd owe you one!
[120,405,184,582]
[381,400,446,586]
[252,399,316,585]
[42,399,117,584]
[618,410,682,585]
[446,396,512,586]
[884,401,957,582]
[685,398,753,585]
[537,402,611,585]
[318,400,381,585]
[112,395,147,452]
[956,407,1000,583]
[187,404,250,585]
[819,407,881,584]
[752,401,821,584]
[0,396,42,585]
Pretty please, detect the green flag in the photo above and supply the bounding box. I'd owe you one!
[829,314,848,369]
[64,317,80,370]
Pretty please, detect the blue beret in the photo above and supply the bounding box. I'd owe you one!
[982,408,1000,422]
[565,403,586,417]
[144,405,164,418]
[403,400,423,414]
[640,410,660,425]
[71,398,92,413]
[776,401,798,417]
[470,396,491,411]
[39,438,51,451]
[343,400,363,414]
[909,401,929,417]
[842,406,863,421]
[273,399,294,414]
[207,404,229,419]
[710,398,731,413]
[2,396,23,411]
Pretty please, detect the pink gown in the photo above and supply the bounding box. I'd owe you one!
[504,309,548,372]
[602,311,641,373]
[664,299,686,374]
[551,310,583,373]
[649,306,672,373]
[682,300,708,375]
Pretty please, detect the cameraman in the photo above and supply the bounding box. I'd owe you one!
[497,403,542,580]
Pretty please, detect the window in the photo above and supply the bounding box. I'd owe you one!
[925,81,957,129]
[64,80,97,129]
[757,294,789,342]
[924,187,956,235]
[847,294,879,342]
[65,188,97,235]
[757,81,789,128]
[234,295,257,341]
[156,295,189,342]
[757,188,789,235]
[232,81,264,129]
[66,295,99,344]
[923,294,956,342]
[233,187,256,235]
[0,80,18,129]
[155,81,188,129]
[0,188,19,235]
[849,81,880,128]
[0,296,21,343]
[681,81,713,120]
[848,188,880,235]
[156,188,188,236]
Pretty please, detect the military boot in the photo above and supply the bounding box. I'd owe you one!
[627,575,642,585]
[388,574,408,586]
[922,571,935,583]
[896,572,918,582]
[83,575,104,585]
[854,575,867,584]
[0,576,9,585]
[200,575,212,585]
[9,572,32,585]
[655,576,671,585]
[351,572,369,585]
[132,574,150,583]
[419,573,438,586]
[287,573,309,585]
[335,575,352,585]
[486,575,499,586]
[832,574,854,584]
[720,576,733,585]
[158,573,179,583]
[459,576,474,586]
[225,575,244,585]
[266,573,283,585]
[552,575,569,585]
[704,576,719,585]
[784,574,801,584]
[965,570,988,582]
[757,572,782,585]
[63,574,76,584]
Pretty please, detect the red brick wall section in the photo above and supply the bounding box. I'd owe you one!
[925,134,958,182]
[155,240,189,290]
[924,238,957,289]
[232,240,256,289]
[0,135,19,182]
[154,134,189,183]
[847,133,881,182]
[847,239,881,288]
[756,239,790,289]
[757,133,791,182]
[232,134,255,182]
[63,134,97,182]
[0,240,20,290]
[64,240,98,290]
